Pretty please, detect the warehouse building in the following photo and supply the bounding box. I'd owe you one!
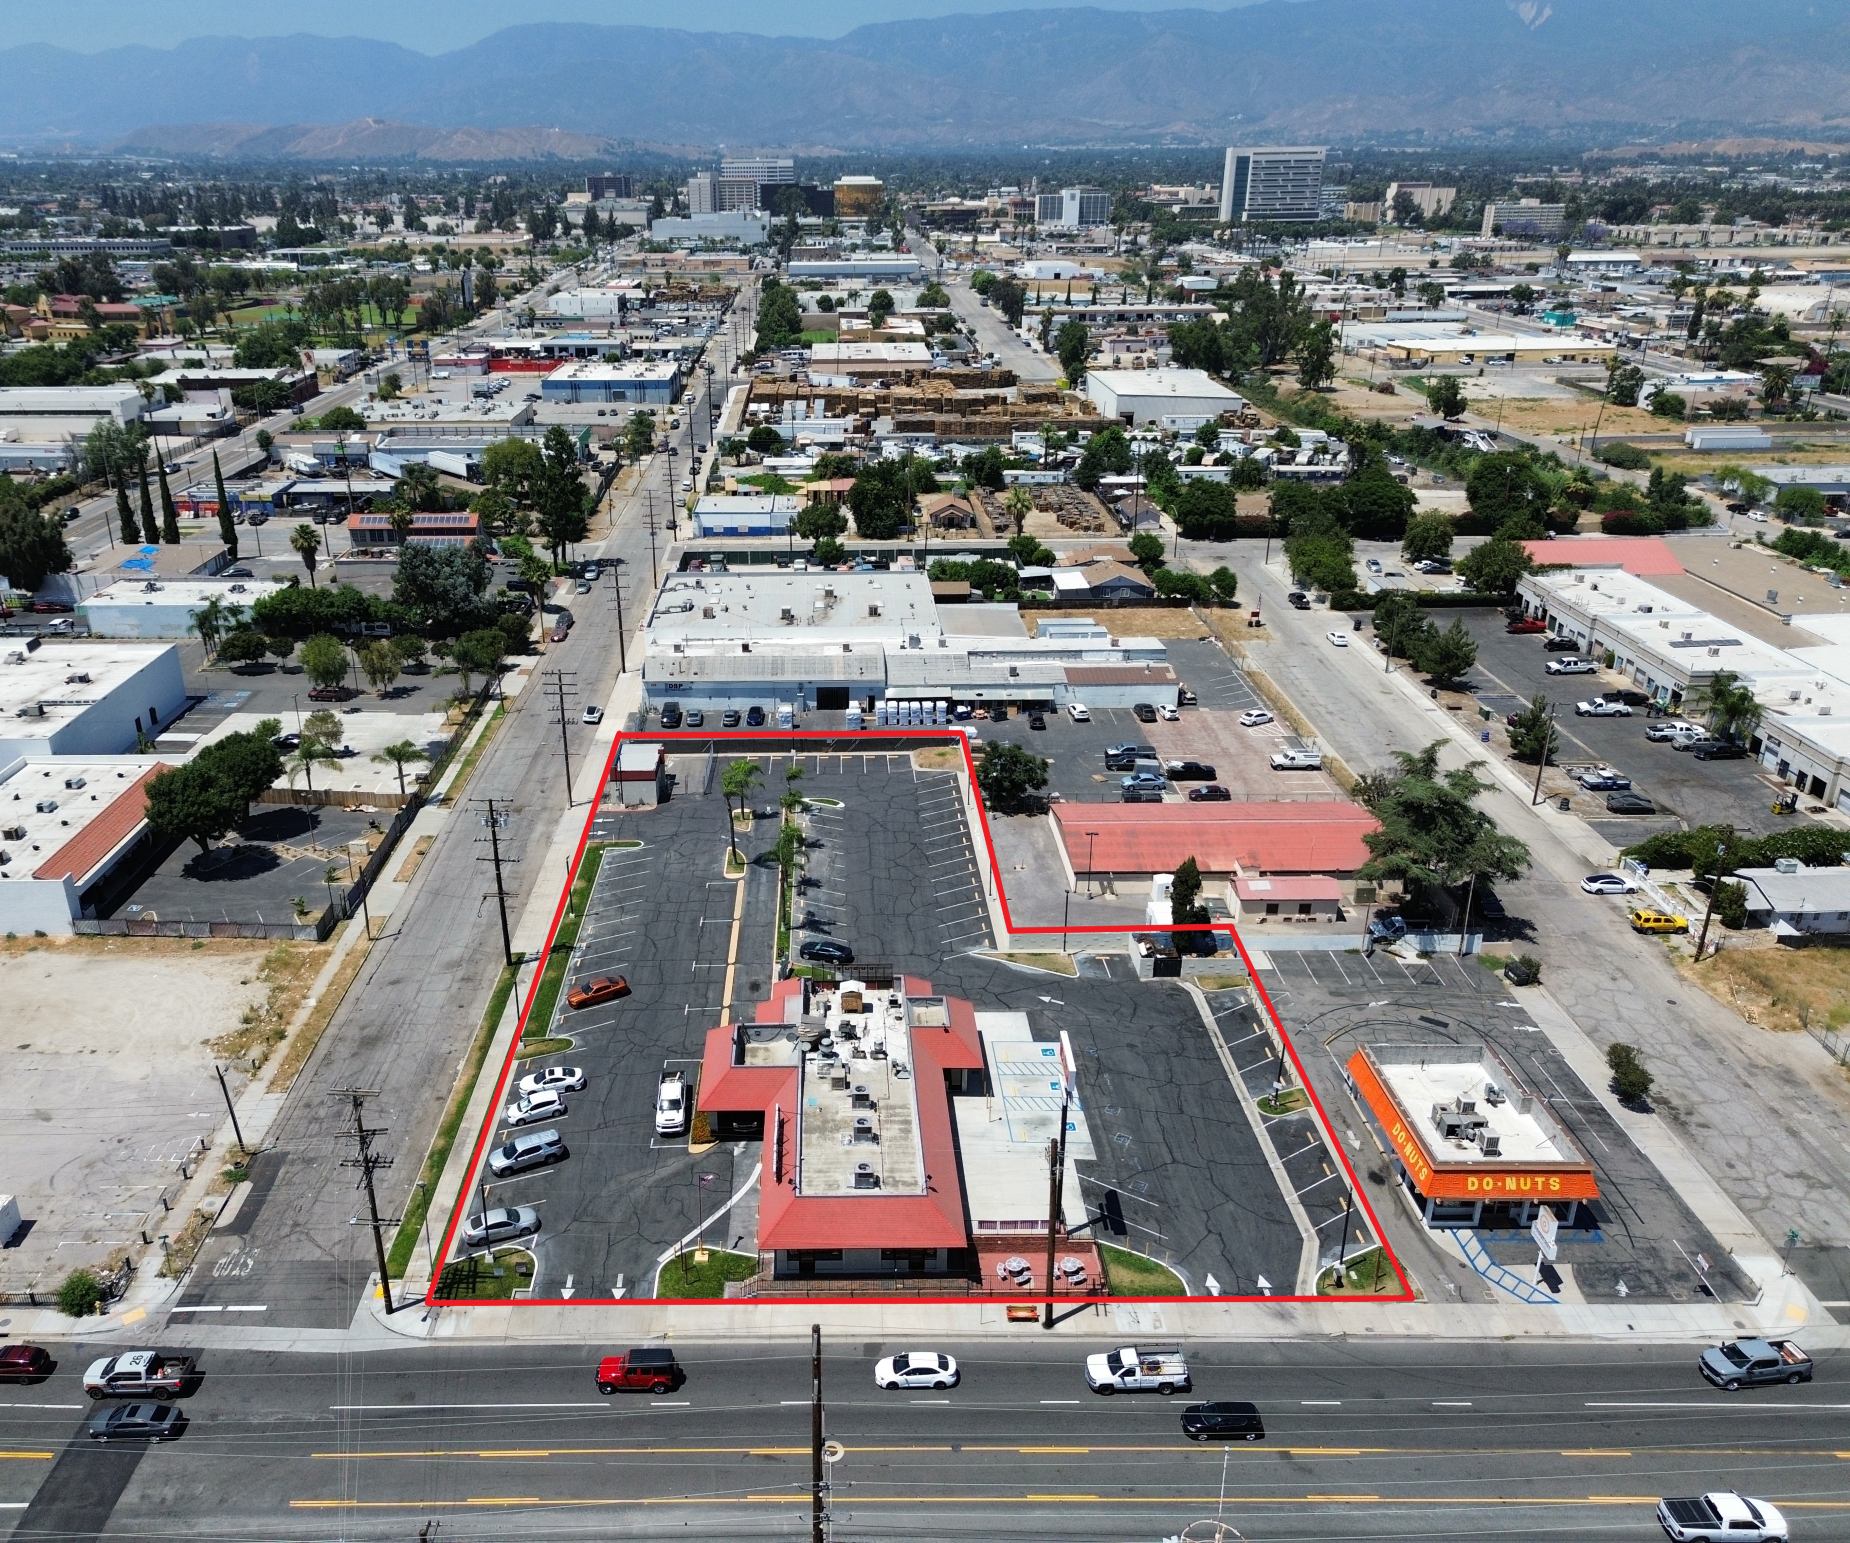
[539,359,683,406]
[80,578,291,639]
[0,643,188,766]
[0,758,172,935]
[1084,368,1246,426]
[691,494,801,537]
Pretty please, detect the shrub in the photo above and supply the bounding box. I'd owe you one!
[1595,442,1651,470]
[56,1269,103,1318]
[1503,954,1542,986]
[1714,879,1749,930]
[1605,1042,1653,1106]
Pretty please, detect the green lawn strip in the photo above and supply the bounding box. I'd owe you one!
[519,842,609,1046]
[515,1036,575,1059]
[432,699,503,798]
[1257,1087,1311,1117]
[1318,1246,1398,1295]
[386,963,517,1277]
[1098,1242,1185,1296]
[435,1246,536,1301]
[656,1249,758,1298]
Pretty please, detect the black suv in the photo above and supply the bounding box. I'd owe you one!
[1543,635,1579,651]
[1165,760,1217,781]
[659,703,683,729]
[1181,1402,1265,1442]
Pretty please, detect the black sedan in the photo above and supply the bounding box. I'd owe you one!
[1181,1401,1265,1441]
[1605,791,1658,815]
[1693,742,1748,760]
[799,939,854,965]
[1027,712,1046,730]
[88,1403,185,1443]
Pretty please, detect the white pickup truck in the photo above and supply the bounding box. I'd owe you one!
[1084,1345,1191,1395]
[1657,1492,1787,1541]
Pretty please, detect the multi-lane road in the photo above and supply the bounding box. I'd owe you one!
[6,1338,1845,1539]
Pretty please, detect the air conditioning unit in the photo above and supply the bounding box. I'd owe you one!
[1480,1133,1502,1158]
[34,800,56,814]
[63,777,85,790]
[852,1115,876,1142]
[1774,856,1802,875]
[853,1162,879,1189]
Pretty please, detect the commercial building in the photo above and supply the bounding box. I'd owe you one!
[1051,801,1378,897]
[539,359,683,406]
[0,758,173,935]
[833,176,886,220]
[1218,147,1326,224]
[684,171,717,215]
[1384,182,1458,223]
[691,494,801,537]
[346,510,482,551]
[808,340,934,379]
[1344,322,1613,366]
[649,211,771,247]
[0,643,188,766]
[1481,200,1568,239]
[719,157,795,212]
[1035,187,1112,230]
[586,173,633,201]
[787,257,924,284]
[1084,368,1246,426]
[79,578,290,640]
[1346,1041,1599,1229]
[642,570,1169,714]
[546,287,628,320]
[0,383,150,429]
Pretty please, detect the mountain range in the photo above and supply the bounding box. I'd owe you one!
[2,0,1847,157]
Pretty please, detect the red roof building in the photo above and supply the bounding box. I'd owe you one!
[346,510,481,549]
[1053,801,1378,881]
[1518,536,1683,578]
[699,974,987,1280]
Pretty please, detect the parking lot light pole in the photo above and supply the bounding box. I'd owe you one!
[1085,830,1098,899]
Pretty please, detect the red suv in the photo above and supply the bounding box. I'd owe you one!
[596,1348,681,1395]
[0,1344,51,1383]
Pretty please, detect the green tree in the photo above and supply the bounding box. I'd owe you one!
[1466,453,1553,529]
[811,535,848,567]
[1054,319,1091,383]
[532,425,589,564]
[1207,566,1238,602]
[917,281,948,308]
[157,462,181,543]
[1127,531,1167,571]
[371,738,431,797]
[1355,740,1531,899]
[1074,426,1134,491]
[1372,589,1436,661]
[793,503,848,542]
[452,628,508,697]
[1456,535,1534,594]
[136,457,159,545]
[1401,512,1455,563]
[1169,855,1209,927]
[285,736,341,794]
[298,632,348,689]
[867,288,895,327]
[145,760,247,854]
[188,594,243,660]
[215,629,269,667]
[1507,694,1559,765]
[1173,478,1241,540]
[754,278,803,351]
[1605,360,1644,407]
[393,541,492,634]
[317,405,366,432]
[623,410,657,461]
[1412,616,1478,685]
[0,502,73,594]
[720,758,763,862]
[1425,374,1467,420]
[481,437,545,504]
[116,479,138,546]
[988,277,1026,327]
[1295,318,1336,391]
[357,639,401,694]
[746,424,786,455]
[1605,1042,1654,1106]
[290,522,321,587]
[55,1269,103,1318]
[1152,569,1212,602]
[846,456,935,540]
[1690,670,1762,743]
[1776,485,1827,524]
[974,740,1049,811]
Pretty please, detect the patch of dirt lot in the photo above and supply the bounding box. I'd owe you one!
[1680,940,1850,1036]
[1022,607,1214,640]
[0,937,286,1294]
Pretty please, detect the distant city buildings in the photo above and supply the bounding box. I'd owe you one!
[585,173,633,201]
[1219,146,1326,223]
[833,175,886,220]
[1384,181,1458,223]
[1034,186,1112,230]
[1482,198,1568,239]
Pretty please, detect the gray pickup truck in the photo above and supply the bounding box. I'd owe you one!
[1698,1338,1812,1390]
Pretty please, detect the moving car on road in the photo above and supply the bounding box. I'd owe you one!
[596,1348,682,1395]
[581,704,604,726]
[1580,873,1639,896]
[1181,1401,1265,1441]
[1700,1338,1812,1390]
[0,1345,51,1384]
[1326,630,1350,647]
[85,1352,195,1400]
[87,1403,185,1443]
[1086,1345,1191,1395]
[875,1352,960,1390]
[1657,1493,1787,1541]
[1576,698,1633,717]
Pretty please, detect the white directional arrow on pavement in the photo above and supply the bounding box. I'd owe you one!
[560,1274,575,1300]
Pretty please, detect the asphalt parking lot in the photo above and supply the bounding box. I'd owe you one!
[107,803,382,925]
[1257,949,1756,1304]
[170,637,462,728]
[1459,613,1786,837]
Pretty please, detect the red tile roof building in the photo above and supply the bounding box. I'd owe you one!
[1518,535,1683,578]
[1053,801,1378,881]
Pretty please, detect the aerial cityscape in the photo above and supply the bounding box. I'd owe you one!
[1,0,1849,1537]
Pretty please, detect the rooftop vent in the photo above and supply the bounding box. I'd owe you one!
[852,1115,877,1142]
[851,1083,873,1109]
[63,777,85,790]
[853,1162,880,1189]
[1480,1133,1502,1158]
[1774,856,1802,875]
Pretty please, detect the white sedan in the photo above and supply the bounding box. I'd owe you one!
[582,704,604,726]
[1580,873,1639,896]
[1157,704,1179,721]
[874,1351,960,1390]
[517,1065,587,1097]
[1327,631,1350,648]
[1066,703,1091,723]
[1239,709,1274,728]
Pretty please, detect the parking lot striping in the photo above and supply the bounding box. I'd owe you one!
[0,1406,81,1412]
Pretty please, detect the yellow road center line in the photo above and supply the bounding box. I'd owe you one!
[0,1452,53,1460]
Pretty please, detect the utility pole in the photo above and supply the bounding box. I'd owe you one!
[1695,842,1729,961]
[609,572,628,675]
[810,1324,826,1543]
[544,668,580,807]
[645,490,660,589]
[214,1064,247,1157]
[331,1087,397,1315]
[474,797,518,967]
[1042,1033,1072,1329]
[1530,703,1557,805]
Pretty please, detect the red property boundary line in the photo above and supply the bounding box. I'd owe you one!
[427,729,1411,1308]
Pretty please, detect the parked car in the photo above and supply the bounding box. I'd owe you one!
[486,1128,567,1177]
[307,685,355,702]
[27,600,73,614]
[0,1345,52,1384]
[1694,742,1748,760]
[1605,791,1657,814]
[686,709,705,727]
[1646,721,1705,743]
[799,939,854,965]
[582,704,604,726]
[1580,873,1639,895]
[1364,558,1383,574]
[1545,657,1597,675]
[1506,617,1547,634]
[271,732,301,751]
[1700,1338,1813,1390]
[503,1089,566,1129]
[1238,709,1274,728]
[654,1071,689,1137]
[86,1403,185,1443]
[1158,703,1179,721]
[1604,688,1651,707]
[1132,702,1158,722]
[517,1065,586,1096]
[1121,785,1164,803]
[745,705,766,726]
[1106,743,1156,759]
[1121,772,1166,790]
[1164,760,1217,781]
[1575,699,1632,717]
[721,709,741,728]
[220,566,255,578]
[1066,703,1091,722]
[459,1206,541,1250]
[1413,559,1451,574]
[596,1347,681,1395]
[875,1352,959,1390]
[1577,768,1632,791]
[1187,784,1233,802]
[1181,1401,1266,1441]
[1287,591,1311,610]
[659,703,682,729]
[1027,712,1046,730]
[566,975,630,1009]
[550,623,570,643]
[1269,748,1324,771]
[1542,634,1579,651]
[1178,687,1197,705]
[1630,907,1689,935]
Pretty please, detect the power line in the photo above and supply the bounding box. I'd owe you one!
[330,1087,398,1315]
[543,669,581,807]
[473,797,519,968]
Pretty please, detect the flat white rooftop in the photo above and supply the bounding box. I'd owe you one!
[647,570,940,646]
[797,981,925,1197]
[1347,323,1614,356]
[0,644,173,739]
[809,341,934,367]
[84,577,290,609]
[1360,1043,1587,1170]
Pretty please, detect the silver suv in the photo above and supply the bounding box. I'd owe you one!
[487,1128,567,1176]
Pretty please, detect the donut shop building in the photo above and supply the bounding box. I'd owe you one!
[1346,1041,1600,1229]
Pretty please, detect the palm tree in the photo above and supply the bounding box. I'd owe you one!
[719,758,763,863]
[1691,671,1762,743]
[371,739,431,798]
[188,596,244,661]
[286,737,342,795]
[1003,484,1033,535]
[290,523,321,587]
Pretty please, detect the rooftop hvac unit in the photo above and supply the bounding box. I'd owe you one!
[853,1162,880,1189]
[34,800,57,814]
[1480,1133,1502,1158]
[1774,856,1802,875]
[853,1116,877,1142]
[63,777,85,790]
[1,825,23,841]
[1708,646,1721,657]
[851,1083,873,1108]
[63,673,90,684]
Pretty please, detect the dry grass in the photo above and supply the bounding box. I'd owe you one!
[1682,944,1850,1035]
[211,942,323,1068]
[1021,606,1214,640]
[988,951,1078,976]
[913,746,962,770]
[269,931,374,1091]
[158,1208,215,1278]
[393,834,435,883]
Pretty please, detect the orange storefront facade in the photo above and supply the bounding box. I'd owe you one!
[1348,1044,1599,1228]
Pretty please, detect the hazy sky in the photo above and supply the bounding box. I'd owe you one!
[24,0,1270,53]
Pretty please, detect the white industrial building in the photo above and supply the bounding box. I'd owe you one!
[0,757,171,934]
[1084,368,1246,426]
[547,288,629,320]
[642,570,1170,715]
[79,577,291,640]
[691,494,801,537]
[0,383,153,473]
[1219,147,1326,224]
[1035,187,1112,230]
[0,643,188,766]
[649,211,772,246]
[539,359,683,406]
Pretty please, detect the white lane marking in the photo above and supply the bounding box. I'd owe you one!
[1040,1399,1081,1405]
[0,1404,82,1411]
[331,1402,610,1411]
[1301,1401,1343,1406]
[1586,1402,1850,1410]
